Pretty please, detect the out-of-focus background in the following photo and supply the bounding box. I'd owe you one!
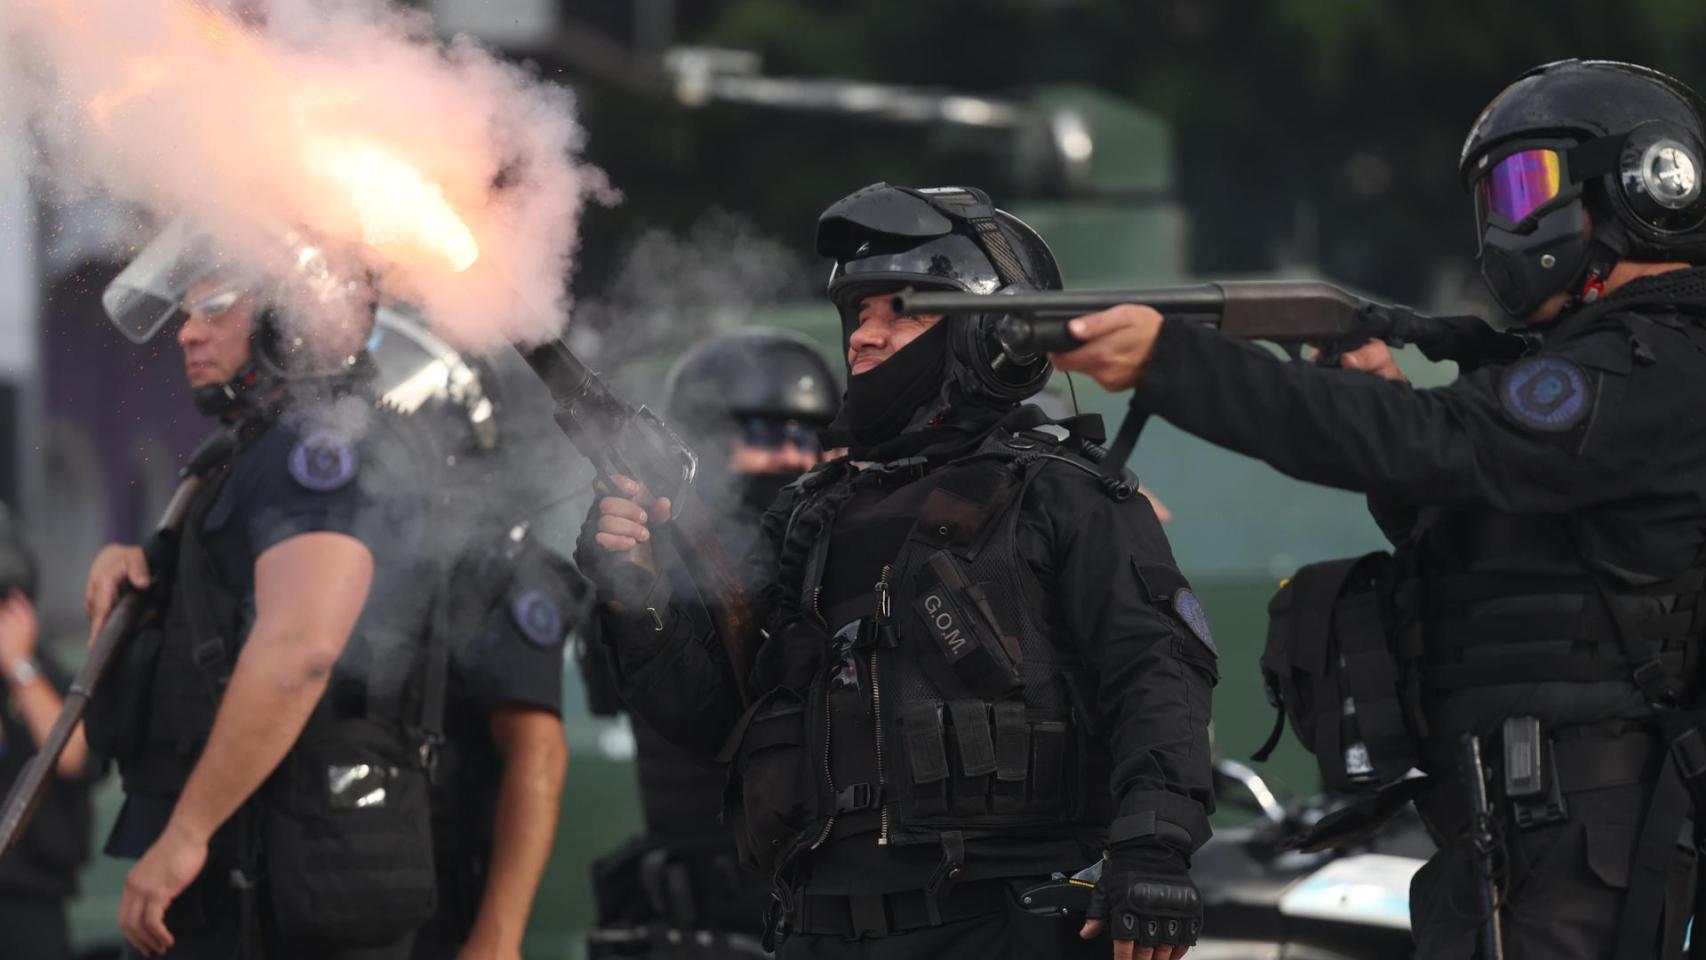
[4,1,1705,955]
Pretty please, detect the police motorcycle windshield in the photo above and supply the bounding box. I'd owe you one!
[101,217,240,344]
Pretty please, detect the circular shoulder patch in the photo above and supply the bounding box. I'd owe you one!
[1500,357,1591,433]
[288,431,359,492]
[511,590,565,648]
[1172,589,1217,656]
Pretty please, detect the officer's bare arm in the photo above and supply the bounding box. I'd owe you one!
[466,705,568,955]
[162,531,374,844]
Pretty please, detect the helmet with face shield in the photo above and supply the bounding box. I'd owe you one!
[1460,60,1706,318]
[815,183,1063,406]
[103,217,378,417]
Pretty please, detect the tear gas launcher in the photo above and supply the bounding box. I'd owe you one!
[520,340,756,705]
[0,429,238,859]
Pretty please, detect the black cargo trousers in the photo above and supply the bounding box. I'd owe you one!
[1412,775,1696,960]
[775,878,1113,960]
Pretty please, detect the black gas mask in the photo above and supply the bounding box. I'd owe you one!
[1470,143,1598,318]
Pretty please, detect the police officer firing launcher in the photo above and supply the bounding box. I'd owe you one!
[583,328,840,958]
[579,185,1217,960]
[1051,60,1706,959]
[85,221,440,959]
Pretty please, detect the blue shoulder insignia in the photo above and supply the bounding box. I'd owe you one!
[511,589,565,648]
[1500,357,1591,433]
[288,431,359,492]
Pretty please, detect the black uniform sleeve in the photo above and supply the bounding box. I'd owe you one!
[226,424,373,558]
[572,490,789,760]
[1133,315,1692,513]
[1022,465,1217,857]
[459,544,584,716]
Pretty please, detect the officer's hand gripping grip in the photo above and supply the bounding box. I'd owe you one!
[519,340,757,705]
[0,427,236,860]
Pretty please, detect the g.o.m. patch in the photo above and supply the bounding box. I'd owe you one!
[288,431,359,492]
[1500,357,1591,433]
[511,590,565,648]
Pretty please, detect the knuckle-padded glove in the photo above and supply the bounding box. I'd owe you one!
[1092,844,1202,946]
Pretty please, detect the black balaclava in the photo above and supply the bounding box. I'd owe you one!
[737,472,799,514]
[836,320,949,446]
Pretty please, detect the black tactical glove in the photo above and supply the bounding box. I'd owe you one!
[1086,844,1202,948]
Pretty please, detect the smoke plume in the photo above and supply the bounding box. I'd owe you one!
[0,0,604,351]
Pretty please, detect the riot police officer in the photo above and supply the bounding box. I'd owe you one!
[580,185,1215,960]
[1054,60,1706,958]
[583,328,839,958]
[365,312,581,960]
[85,220,439,958]
[0,507,94,960]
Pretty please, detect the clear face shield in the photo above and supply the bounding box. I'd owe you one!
[101,218,252,344]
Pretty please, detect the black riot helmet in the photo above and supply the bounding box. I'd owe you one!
[103,217,378,418]
[662,328,840,441]
[367,303,499,454]
[815,183,1062,405]
[1460,60,1706,318]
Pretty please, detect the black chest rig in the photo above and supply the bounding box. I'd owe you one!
[115,441,249,795]
[723,423,1119,875]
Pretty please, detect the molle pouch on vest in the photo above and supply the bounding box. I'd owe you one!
[911,551,1025,701]
[85,626,163,764]
[262,717,436,947]
[718,687,815,874]
[753,616,829,695]
[1260,552,1420,793]
[898,698,1067,823]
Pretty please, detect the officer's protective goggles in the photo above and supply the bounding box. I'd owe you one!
[1479,148,1563,223]
[1470,136,1639,234]
[740,417,822,453]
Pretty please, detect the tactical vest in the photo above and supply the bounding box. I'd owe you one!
[112,419,442,947]
[722,423,1121,875]
[117,456,241,795]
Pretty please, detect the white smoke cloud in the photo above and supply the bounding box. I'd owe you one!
[0,0,605,352]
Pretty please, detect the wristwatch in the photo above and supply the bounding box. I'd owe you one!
[5,658,40,687]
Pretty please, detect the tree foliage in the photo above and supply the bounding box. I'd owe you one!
[669,0,1706,299]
